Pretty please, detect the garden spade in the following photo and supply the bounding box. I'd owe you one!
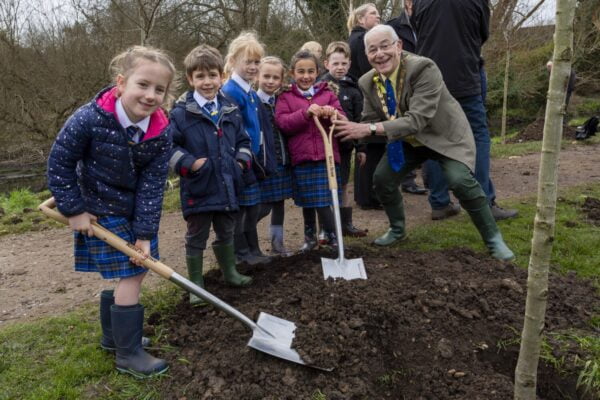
[313,116,367,281]
[39,197,331,371]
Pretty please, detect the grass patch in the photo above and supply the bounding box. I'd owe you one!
[0,189,63,237]
[0,289,179,400]
[491,135,600,159]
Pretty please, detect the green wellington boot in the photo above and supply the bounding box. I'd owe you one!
[186,255,206,305]
[213,243,253,286]
[373,203,408,246]
[463,199,515,261]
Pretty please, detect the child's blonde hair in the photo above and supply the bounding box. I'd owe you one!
[325,41,351,60]
[259,56,287,78]
[224,31,266,76]
[300,41,323,59]
[109,45,176,102]
[346,3,377,34]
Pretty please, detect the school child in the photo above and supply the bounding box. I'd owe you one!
[255,56,293,255]
[46,46,175,378]
[222,31,276,265]
[320,41,368,237]
[275,50,348,251]
[168,45,253,305]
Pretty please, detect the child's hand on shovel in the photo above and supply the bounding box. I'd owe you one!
[130,239,151,266]
[68,212,97,237]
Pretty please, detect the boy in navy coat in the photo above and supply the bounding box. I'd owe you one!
[169,45,253,304]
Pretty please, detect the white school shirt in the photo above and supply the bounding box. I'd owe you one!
[115,98,150,143]
[193,91,219,110]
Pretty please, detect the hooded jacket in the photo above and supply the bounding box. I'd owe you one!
[168,90,252,218]
[47,86,171,239]
[275,82,345,166]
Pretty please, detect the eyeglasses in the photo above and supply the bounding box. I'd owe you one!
[367,41,397,56]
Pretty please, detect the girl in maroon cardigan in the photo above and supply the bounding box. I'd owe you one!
[275,50,347,251]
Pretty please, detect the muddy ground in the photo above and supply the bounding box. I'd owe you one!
[509,117,578,143]
[155,247,598,399]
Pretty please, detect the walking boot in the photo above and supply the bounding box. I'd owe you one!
[270,225,292,256]
[300,224,318,252]
[462,199,515,261]
[325,231,339,250]
[373,203,408,246]
[340,207,367,237]
[111,304,168,379]
[245,229,271,264]
[213,243,253,286]
[100,289,150,351]
[186,255,206,305]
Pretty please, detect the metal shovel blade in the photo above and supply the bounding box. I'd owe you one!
[321,256,367,280]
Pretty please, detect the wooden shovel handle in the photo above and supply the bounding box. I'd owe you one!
[313,115,338,190]
[38,197,174,280]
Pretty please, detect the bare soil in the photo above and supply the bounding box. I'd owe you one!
[508,117,578,143]
[155,247,598,400]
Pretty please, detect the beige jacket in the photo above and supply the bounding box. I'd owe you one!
[359,52,476,171]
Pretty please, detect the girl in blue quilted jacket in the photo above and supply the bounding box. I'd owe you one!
[46,46,175,379]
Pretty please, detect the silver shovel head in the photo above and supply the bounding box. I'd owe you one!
[321,257,367,280]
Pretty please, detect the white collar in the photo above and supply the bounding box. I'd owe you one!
[256,89,275,104]
[193,91,219,109]
[299,86,315,96]
[115,98,150,132]
[231,73,252,93]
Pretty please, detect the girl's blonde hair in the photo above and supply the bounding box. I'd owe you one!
[109,45,177,102]
[259,56,287,78]
[224,31,266,76]
[346,3,377,34]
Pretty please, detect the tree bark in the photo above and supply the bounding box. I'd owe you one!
[501,40,510,144]
[513,1,577,399]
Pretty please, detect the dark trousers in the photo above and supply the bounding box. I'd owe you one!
[185,212,236,256]
[355,143,385,207]
[374,144,486,231]
[426,94,496,209]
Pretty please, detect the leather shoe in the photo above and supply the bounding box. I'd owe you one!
[431,202,461,220]
[402,184,428,195]
[490,203,518,221]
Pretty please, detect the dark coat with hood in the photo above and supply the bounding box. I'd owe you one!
[348,26,373,82]
[47,86,171,240]
[168,91,253,218]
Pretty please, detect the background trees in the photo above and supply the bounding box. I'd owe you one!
[0,0,597,162]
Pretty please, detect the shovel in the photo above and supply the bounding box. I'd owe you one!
[38,197,331,371]
[313,116,367,281]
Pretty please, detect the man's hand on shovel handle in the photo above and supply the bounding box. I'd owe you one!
[68,212,97,237]
[334,120,371,141]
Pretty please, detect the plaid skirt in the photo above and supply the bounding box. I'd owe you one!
[74,216,159,279]
[292,161,341,208]
[259,164,293,203]
[238,182,261,206]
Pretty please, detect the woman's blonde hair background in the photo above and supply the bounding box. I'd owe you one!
[346,3,377,34]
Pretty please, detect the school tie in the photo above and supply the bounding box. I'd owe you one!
[203,101,219,124]
[268,96,275,106]
[385,78,405,173]
[126,125,144,144]
[302,92,313,100]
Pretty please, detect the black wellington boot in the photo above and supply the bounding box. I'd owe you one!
[300,224,318,252]
[100,290,150,352]
[340,207,367,237]
[111,304,168,379]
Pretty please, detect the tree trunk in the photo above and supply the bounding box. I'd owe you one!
[501,40,510,144]
[513,1,577,399]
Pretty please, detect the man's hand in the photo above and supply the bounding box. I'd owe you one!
[68,212,97,237]
[334,120,371,141]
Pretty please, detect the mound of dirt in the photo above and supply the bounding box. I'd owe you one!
[508,117,577,143]
[582,196,600,225]
[153,247,598,400]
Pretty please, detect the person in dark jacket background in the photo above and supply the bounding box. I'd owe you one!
[347,3,387,210]
[169,45,253,306]
[412,0,518,221]
[320,41,367,237]
[386,0,428,195]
